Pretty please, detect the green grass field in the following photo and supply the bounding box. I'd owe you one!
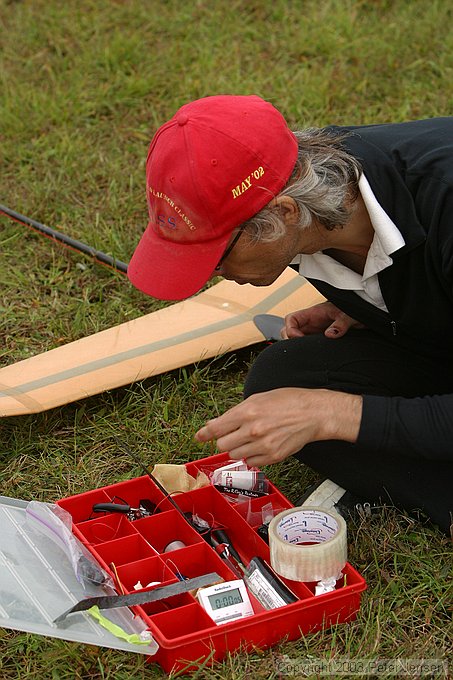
[1,0,452,677]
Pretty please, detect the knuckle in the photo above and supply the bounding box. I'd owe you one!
[249,423,266,439]
[243,399,260,416]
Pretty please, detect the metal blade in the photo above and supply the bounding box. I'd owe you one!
[54,572,221,624]
[253,314,284,341]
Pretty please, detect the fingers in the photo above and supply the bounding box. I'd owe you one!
[325,323,343,338]
[195,388,362,469]
[194,391,308,467]
[283,311,306,339]
[282,307,362,340]
[324,312,355,338]
[195,406,244,448]
[283,303,336,339]
[195,409,254,456]
[194,421,216,443]
[280,326,290,339]
[194,405,276,463]
[286,325,305,339]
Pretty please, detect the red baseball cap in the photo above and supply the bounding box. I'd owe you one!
[128,95,298,300]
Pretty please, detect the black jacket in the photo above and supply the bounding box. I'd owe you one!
[307,118,453,462]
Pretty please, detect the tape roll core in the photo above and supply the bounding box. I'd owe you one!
[268,507,347,582]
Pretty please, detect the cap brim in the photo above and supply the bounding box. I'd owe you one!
[127,222,230,301]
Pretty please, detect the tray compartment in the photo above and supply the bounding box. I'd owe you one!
[233,492,293,526]
[91,533,158,569]
[100,475,167,510]
[299,561,364,596]
[133,509,204,554]
[140,592,195,617]
[186,452,283,497]
[171,485,269,565]
[184,452,230,479]
[150,602,216,640]
[115,555,177,593]
[75,513,138,545]
[163,542,239,582]
[56,489,112,524]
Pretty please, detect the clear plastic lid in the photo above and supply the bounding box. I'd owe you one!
[0,495,158,656]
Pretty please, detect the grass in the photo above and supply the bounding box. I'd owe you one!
[1,0,452,677]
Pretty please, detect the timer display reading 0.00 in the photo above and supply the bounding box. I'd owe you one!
[208,588,243,611]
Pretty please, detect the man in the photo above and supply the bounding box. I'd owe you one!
[128,94,453,535]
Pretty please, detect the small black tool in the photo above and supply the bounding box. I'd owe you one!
[92,499,156,521]
[209,534,243,578]
[211,529,244,568]
[92,502,130,515]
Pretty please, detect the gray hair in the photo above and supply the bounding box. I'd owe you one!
[242,128,362,241]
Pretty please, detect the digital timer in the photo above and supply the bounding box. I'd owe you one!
[208,586,243,611]
[197,580,254,625]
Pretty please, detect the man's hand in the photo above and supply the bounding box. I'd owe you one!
[282,301,365,339]
[195,388,363,467]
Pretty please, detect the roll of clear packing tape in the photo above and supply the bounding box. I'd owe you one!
[268,506,347,582]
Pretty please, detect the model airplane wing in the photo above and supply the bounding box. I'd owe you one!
[0,268,324,417]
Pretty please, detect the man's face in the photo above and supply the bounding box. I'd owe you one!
[214,219,327,287]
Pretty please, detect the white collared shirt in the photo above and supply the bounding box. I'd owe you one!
[291,174,406,311]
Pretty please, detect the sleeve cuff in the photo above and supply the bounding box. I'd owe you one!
[357,394,390,452]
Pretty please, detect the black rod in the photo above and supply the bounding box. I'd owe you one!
[0,203,128,274]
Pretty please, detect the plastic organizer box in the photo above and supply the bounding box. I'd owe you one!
[56,453,367,674]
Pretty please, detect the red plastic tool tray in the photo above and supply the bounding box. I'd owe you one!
[57,453,367,674]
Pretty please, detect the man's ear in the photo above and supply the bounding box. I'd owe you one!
[271,195,300,225]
